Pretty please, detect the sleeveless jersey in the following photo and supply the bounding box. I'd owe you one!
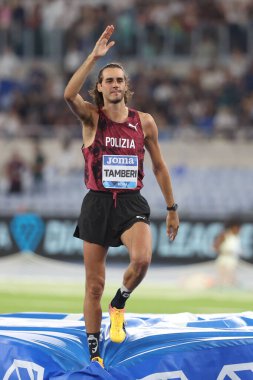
[82,108,145,193]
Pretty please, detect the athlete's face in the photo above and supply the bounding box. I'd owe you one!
[98,68,127,104]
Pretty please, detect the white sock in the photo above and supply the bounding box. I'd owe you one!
[120,285,131,298]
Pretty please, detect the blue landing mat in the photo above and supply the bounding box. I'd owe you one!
[1,312,253,379]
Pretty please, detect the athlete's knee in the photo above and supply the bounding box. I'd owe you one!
[131,253,151,277]
[86,277,105,300]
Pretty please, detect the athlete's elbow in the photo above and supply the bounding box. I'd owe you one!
[64,88,75,102]
[152,163,164,176]
[64,90,71,102]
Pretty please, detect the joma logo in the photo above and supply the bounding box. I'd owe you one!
[105,156,136,165]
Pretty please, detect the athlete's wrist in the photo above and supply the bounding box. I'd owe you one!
[88,52,100,63]
[166,203,178,211]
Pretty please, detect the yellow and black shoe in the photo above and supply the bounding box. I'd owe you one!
[91,356,104,368]
[109,304,126,343]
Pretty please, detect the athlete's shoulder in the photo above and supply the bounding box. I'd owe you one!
[137,112,157,137]
[137,111,155,125]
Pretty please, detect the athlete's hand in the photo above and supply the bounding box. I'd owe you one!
[92,25,115,59]
[166,212,179,241]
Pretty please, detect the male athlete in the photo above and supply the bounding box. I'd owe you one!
[64,25,179,368]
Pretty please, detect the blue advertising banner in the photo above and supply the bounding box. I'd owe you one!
[1,312,253,379]
[1,214,253,264]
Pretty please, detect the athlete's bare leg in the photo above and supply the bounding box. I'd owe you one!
[121,222,152,291]
[83,242,107,333]
[108,222,152,343]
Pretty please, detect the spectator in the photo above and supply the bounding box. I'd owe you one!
[0,0,253,140]
[0,1,12,33]
[0,46,20,78]
[0,108,22,138]
[11,0,26,56]
[41,0,65,59]
[26,3,43,56]
[31,140,46,193]
[63,42,84,82]
[214,106,238,139]
[5,152,26,194]
[213,220,242,287]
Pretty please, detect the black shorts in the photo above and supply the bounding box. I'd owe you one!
[73,190,150,247]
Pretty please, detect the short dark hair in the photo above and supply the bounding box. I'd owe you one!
[89,62,133,108]
[225,217,241,230]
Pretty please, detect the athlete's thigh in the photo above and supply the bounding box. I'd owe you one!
[121,222,152,260]
[83,241,108,281]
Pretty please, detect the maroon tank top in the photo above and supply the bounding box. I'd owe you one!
[82,108,145,193]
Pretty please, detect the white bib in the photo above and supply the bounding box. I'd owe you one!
[102,155,138,189]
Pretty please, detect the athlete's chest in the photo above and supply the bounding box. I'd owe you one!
[96,117,143,151]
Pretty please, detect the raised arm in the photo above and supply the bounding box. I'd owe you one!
[141,113,179,241]
[64,25,115,122]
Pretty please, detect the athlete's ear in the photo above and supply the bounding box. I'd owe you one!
[97,82,102,93]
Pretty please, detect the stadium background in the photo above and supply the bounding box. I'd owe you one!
[0,0,253,314]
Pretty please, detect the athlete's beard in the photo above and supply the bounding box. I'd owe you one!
[109,98,123,104]
[108,92,125,104]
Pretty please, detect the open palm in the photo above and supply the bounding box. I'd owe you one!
[93,25,115,58]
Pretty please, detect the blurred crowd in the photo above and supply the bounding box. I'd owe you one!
[1,0,253,139]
